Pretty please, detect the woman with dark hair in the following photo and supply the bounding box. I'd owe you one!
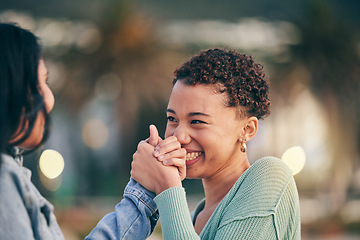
[131,49,301,239]
[0,23,159,240]
[0,24,52,159]
[0,22,62,239]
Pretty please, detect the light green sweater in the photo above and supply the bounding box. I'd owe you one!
[154,157,301,240]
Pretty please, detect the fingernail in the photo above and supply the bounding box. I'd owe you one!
[163,160,168,165]
[158,155,164,160]
[154,150,159,157]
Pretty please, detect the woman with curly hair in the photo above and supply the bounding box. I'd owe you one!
[130,48,301,239]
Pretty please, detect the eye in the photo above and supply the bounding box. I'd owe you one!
[191,120,207,124]
[167,116,177,122]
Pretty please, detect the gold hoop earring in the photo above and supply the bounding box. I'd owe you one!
[241,139,247,153]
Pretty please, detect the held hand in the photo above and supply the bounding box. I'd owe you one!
[132,124,183,194]
[131,140,182,194]
[153,136,187,181]
[146,124,162,147]
[145,124,187,180]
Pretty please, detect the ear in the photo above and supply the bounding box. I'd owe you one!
[242,116,258,141]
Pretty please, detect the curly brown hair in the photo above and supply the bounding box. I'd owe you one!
[173,48,270,120]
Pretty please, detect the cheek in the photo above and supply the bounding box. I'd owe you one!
[164,124,175,138]
[43,88,55,113]
[164,129,171,138]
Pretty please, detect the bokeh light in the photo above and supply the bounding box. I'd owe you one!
[95,73,122,101]
[39,149,65,179]
[82,118,109,149]
[281,146,306,175]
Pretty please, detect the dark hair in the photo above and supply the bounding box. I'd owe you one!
[0,22,50,164]
[173,48,270,120]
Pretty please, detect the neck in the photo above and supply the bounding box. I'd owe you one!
[202,154,250,208]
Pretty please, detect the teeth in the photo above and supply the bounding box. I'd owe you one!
[186,152,202,161]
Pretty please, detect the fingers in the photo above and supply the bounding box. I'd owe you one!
[156,147,187,181]
[141,133,187,182]
[178,164,186,181]
[153,136,181,157]
[157,148,187,162]
[132,141,183,194]
[148,124,160,147]
[161,158,186,181]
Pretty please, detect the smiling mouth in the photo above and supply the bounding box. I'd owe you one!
[186,152,202,161]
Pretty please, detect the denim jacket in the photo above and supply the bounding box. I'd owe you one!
[0,153,64,240]
[85,177,159,239]
[0,153,158,240]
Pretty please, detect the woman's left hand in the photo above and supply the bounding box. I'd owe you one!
[153,135,187,181]
[131,125,186,194]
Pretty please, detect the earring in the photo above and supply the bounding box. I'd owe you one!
[241,139,247,153]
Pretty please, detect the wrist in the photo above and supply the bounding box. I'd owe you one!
[155,179,182,195]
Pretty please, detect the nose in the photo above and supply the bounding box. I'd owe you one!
[173,124,191,145]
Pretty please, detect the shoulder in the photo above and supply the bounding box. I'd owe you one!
[247,156,293,178]
[0,155,30,219]
[0,154,23,184]
[241,156,295,198]
[0,154,34,204]
[234,156,293,191]
[221,157,297,220]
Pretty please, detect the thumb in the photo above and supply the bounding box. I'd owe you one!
[148,124,160,147]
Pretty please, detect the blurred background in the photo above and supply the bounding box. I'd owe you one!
[1,0,359,239]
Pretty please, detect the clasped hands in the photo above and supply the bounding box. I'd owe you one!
[131,125,187,195]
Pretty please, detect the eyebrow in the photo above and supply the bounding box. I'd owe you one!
[166,109,211,117]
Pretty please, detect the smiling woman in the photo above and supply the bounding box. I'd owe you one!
[130,48,301,239]
[165,82,252,179]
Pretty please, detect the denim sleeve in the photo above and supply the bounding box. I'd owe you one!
[85,178,159,240]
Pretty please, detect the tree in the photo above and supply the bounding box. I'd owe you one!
[273,0,359,213]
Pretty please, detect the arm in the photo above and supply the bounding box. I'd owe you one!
[154,187,200,240]
[131,125,195,239]
[85,177,159,240]
[86,125,164,239]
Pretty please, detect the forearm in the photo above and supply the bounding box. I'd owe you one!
[154,187,200,240]
[85,178,159,240]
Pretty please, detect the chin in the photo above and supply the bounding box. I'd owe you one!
[19,140,42,150]
[18,132,44,150]
[184,171,200,180]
